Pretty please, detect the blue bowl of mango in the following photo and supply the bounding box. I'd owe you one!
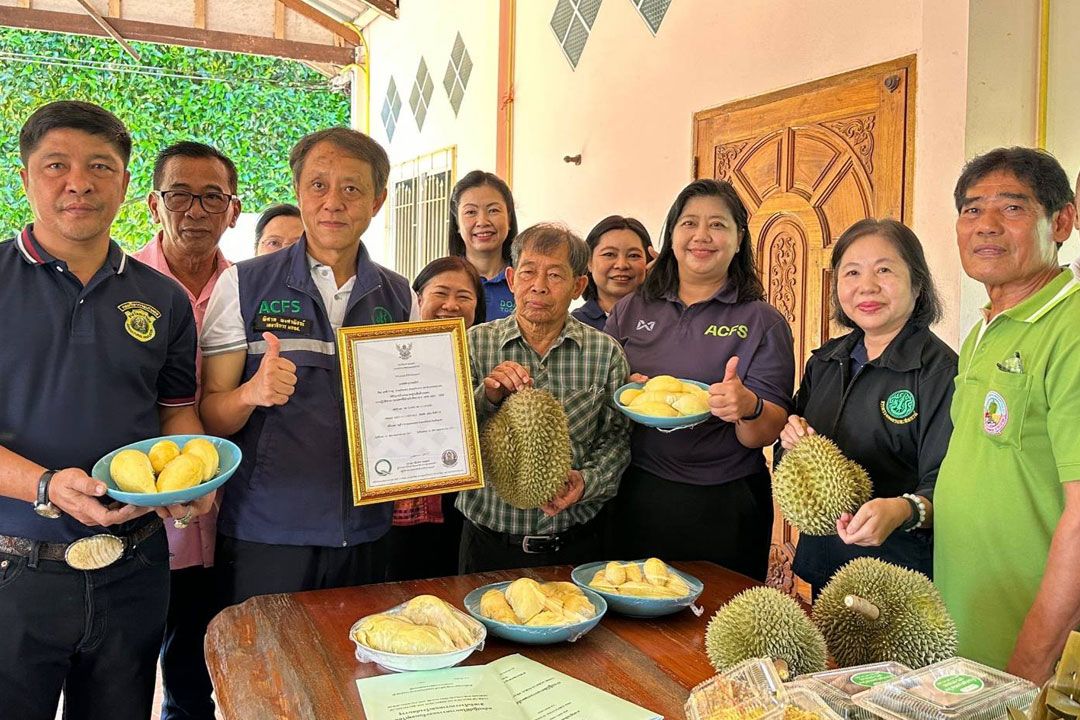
[614,379,712,429]
[92,434,242,507]
[571,561,704,617]
[463,581,607,644]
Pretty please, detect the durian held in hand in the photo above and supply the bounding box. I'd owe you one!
[110,438,219,494]
[479,578,596,626]
[618,375,711,418]
[351,595,482,655]
[773,430,872,536]
[588,558,693,598]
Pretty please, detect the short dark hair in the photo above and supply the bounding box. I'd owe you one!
[642,179,765,303]
[152,140,238,193]
[19,100,132,167]
[289,127,390,194]
[511,223,589,276]
[830,218,943,329]
[411,256,487,328]
[954,147,1074,217]
[448,170,518,263]
[582,215,652,301]
[255,203,301,241]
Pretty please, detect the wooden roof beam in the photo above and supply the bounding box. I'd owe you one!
[73,0,141,61]
[277,0,361,45]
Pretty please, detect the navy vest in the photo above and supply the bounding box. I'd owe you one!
[217,238,411,546]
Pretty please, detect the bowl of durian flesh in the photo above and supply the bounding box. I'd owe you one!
[615,375,712,429]
[349,594,487,672]
[93,434,241,507]
[463,577,607,644]
[572,558,704,617]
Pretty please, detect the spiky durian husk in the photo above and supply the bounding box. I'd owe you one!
[772,435,872,535]
[812,557,957,668]
[705,587,827,676]
[480,387,572,509]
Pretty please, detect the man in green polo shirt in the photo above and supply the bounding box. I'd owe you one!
[936,147,1080,683]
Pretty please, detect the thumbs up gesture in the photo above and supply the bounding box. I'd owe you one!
[242,332,298,407]
[708,356,758,423]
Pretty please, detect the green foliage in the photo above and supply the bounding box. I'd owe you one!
[0,28,349,250]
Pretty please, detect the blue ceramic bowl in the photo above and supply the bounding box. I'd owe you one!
[92,434,242,507]
[463,581,607,644]
[614,379,712,430]
[571,560,704,617]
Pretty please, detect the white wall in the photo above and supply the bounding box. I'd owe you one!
[1047,0,1080,270]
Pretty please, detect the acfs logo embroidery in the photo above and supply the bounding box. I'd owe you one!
[636,320,655,332]
[118,301,160,342]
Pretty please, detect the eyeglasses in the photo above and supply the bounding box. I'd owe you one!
[155,190,237,214]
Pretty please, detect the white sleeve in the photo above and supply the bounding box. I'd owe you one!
[409,289,421,321]
[200,265,247,356]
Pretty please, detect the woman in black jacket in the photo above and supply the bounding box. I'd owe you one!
[779,218,957,594]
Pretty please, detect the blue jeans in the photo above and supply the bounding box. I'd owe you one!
[0,527,170,720]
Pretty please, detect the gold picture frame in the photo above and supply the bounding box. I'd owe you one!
[337,318,484,506]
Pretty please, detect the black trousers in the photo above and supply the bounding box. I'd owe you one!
[160,565,217,720]
[608,465,774,582]
[216,533,389,608]
[383,496,464,581]
[0,527,170,720]
[458,513,606,574]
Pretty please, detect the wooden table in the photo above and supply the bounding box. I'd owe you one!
[206,561,759,719]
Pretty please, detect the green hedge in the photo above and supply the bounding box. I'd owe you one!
[0,27,349,250]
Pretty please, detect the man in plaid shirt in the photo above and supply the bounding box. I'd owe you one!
[457,223,631,572]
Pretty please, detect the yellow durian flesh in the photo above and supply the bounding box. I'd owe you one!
[629,390,681,407]
[604,561,627,585]
[182,438,219,482]
[666,572,691,597]
[629,401,680,418]
[644,557,669,586]
[672,393,710,416]
[616,580,683,598]
[619,388,644,405]
[156,454,203,493]
[680,381,707,395]
[400,595,476,649]
[110,449,157,494]
[147,440,181,475]
[525,610,566,627]
[480,589,518,624]
[352,614,457,655]
[624,562,644,583]
[560,593,596,621]
[505,578,546,622]
[643,375,684,393]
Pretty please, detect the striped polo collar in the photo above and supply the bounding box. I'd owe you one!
[15,224,128,274]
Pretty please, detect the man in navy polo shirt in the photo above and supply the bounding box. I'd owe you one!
[0,101,211,720]
[200,127,418,606]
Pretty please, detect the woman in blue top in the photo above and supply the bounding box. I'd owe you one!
[448,171,519,321]
[572,215,652,331]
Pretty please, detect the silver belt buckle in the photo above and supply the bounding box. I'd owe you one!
[521,534,558,554]
[64,535,124,570]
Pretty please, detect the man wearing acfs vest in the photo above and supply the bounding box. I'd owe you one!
[200,128,418,606]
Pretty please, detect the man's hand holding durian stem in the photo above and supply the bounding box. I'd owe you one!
[541,469,584,517]
[50,468,153,526]
[241,332,297,408]
[779,415,817,450]
[483,361,532,404]
[708,357,758,423]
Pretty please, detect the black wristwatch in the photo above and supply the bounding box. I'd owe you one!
[898,496,920,532]
[740,394,765,421]
[33,470,61,519]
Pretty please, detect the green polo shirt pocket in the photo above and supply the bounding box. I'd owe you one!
[561,385,605,439]
[981,369,1031,450]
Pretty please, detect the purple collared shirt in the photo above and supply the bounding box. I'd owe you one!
[133,233,230,569]
[606,283,795,485]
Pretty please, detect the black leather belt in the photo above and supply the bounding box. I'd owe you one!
[476,519,593,554]
[0,519,163,569]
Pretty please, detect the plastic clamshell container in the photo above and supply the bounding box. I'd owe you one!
[685,672,784,720]
[852,657,1038,720]
[793,662,912,719]
[93,434,242,507]
[780,686,847,720]
[570,560,704,617]
[462,580,607,644]
[614,379,712,430]
[349,598,486,673]
[723,657,789,700]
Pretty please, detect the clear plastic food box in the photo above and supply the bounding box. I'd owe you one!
[685,658,790,720]
[851,658,1038,720]
[793,662,911,719]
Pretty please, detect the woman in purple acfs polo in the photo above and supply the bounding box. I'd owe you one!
[605,179,795,581]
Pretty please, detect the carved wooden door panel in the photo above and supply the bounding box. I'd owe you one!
[693,57,915,599]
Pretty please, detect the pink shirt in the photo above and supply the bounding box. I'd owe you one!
[133,234,231,570]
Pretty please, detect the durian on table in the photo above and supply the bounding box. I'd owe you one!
[812,557,957,668]
[352,595,482,655]
[705,586,828,678]
[772,435,872,536]
[479,577,596,626]
[110,438,220,494]
[619,375,711,418]
[480,387,572,509]
[588,558,692,598]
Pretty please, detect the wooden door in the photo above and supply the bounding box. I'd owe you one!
[693,56,915,598]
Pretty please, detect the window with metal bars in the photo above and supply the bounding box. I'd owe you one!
[387,147,456,281]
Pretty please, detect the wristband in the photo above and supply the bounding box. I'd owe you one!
[740,394,764,421]
[900,493,927,531]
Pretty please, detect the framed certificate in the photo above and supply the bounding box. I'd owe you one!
[338,318,484,506]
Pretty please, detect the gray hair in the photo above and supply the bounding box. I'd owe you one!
[510,223,589,276]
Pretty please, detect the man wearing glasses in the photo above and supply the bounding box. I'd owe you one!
[133,140,239,720]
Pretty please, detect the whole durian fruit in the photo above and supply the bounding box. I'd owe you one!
[813,557,957,668]
[773,435,872,535]
[481,387,572,509]
[704,586,827,678]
